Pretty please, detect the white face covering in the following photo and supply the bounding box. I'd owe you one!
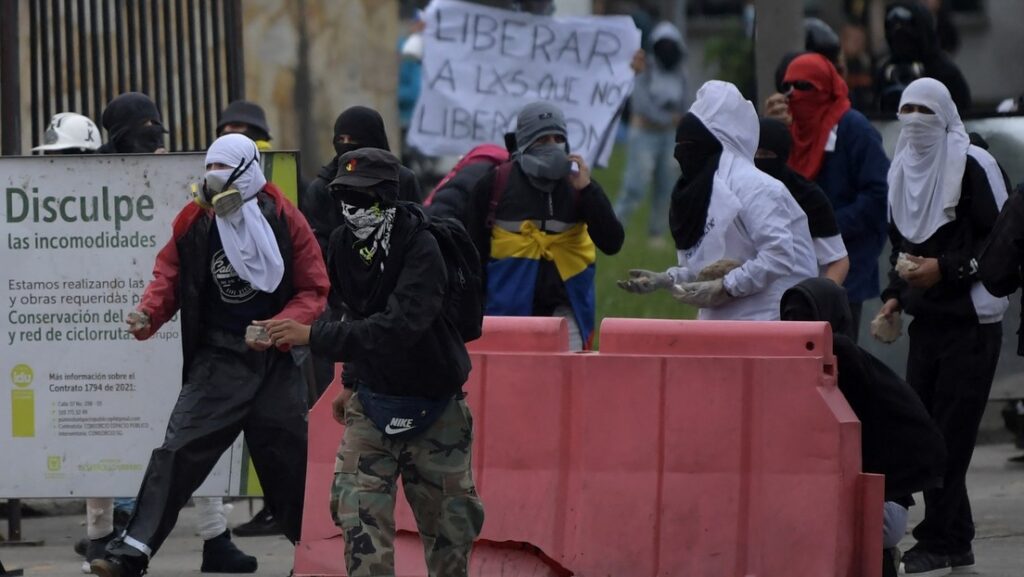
[204,134,284,293]
[887,78,970,244]
[341,201,396,266]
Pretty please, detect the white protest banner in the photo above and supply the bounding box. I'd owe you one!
[407,0,641,167]
[0,154,246,498]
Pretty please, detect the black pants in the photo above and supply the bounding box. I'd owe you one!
[123,334,309,555]
[849,300,863,343]
[907,320,1001,555]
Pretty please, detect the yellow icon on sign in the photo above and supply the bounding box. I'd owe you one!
[48,456,62,472]
[10,364,33,388]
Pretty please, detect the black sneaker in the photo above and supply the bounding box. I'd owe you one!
[949,550,975,573]
[232,507,282,537]
[201,530,258,574]
[901,548,952,576]
[75,537,89,557]
[89,554,147,577]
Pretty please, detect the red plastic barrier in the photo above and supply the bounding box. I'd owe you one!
[294,318,881,577]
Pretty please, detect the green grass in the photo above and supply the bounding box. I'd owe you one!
[591,145,697,346]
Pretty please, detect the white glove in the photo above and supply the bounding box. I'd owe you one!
[617,269,673,294]
[670,278,734,308]
[870,311,902,344]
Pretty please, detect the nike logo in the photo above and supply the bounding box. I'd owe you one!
[385,417,415,435]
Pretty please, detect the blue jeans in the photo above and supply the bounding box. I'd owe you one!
[613,125,678,238]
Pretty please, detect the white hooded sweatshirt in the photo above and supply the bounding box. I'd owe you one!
[667,81,818,320]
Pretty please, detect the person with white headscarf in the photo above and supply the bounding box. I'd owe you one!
[617,80,818,320]
[877,77,1010,577]
[90,135,329,577]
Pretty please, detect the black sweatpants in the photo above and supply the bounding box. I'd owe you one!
[907,320,1001,555]
[122,333,309,555]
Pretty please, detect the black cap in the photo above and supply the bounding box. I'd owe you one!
[217,100,271,140]
[331,147,400,189]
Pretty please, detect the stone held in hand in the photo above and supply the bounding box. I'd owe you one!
[245,324,271,345]
[870,311,902,344]
[126,311,150,332]
[895,252,920,276]
[696,259,743,282]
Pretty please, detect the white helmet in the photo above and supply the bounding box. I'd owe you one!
[32,112,102,152]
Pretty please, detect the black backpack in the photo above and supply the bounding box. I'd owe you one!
[426,215,484,343]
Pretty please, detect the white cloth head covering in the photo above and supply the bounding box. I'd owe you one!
[679,80,758,267]
[888,78,971,244]
[204,134,284,293]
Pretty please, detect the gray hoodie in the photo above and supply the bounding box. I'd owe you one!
[629,22,689,127]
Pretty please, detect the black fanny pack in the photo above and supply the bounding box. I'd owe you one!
[358,388,453,440]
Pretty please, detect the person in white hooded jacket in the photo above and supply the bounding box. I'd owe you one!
[618,80,817,320]
[876,78,1010,577]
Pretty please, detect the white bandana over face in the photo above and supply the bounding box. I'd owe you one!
[204,133,284,293]
[888,78,970,244]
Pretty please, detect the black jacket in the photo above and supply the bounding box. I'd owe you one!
[782,278,947,501]
[464,163,624,315]
[301,156,423,256]
[308,204,470,398]
[882,154,1009,324]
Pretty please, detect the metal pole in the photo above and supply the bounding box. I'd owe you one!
[1,0,22,155]
[754,0,803,107]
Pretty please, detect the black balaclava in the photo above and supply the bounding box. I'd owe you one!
[780,278,855,339]
[754,117,792,181]
[755,118,839,239]
[668,113,722,251]
[332,106,390,158]
[885,1,938,64]
[101,92,167,153]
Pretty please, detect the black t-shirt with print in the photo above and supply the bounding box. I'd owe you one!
[203,223,277,335]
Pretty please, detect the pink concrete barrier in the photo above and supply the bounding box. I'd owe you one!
[294,318,881,577]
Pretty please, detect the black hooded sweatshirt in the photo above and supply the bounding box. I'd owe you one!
[300,107,422,256]
[96,92,168,154]
[875,1,971,114]
[755,118,840,239]
[309,203,470,398]
[781,278,947,502]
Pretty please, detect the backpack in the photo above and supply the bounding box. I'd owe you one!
[426,215,485,343]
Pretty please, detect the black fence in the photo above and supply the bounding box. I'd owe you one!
[2,0,245,154]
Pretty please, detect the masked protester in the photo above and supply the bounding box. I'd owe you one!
[458,102,623,350]
[258,148,484,577]
[618,81,817,320]
[91,111,264,573]
[780,278,947,577]
[755,118,849,285]
[877,78,1010,576]
[301,106,423,256]
[217,100,273,151]
[876,0,970,114]
[89,134,328,577]
[777,53,889,340]
[96,92,167,154]
[613,20,689,247]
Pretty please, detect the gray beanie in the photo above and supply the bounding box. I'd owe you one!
[514,101,568,154]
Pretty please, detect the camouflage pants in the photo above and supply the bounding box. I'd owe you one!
[331,393,484,577]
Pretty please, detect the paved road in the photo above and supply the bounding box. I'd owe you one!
[3,443,1023,576]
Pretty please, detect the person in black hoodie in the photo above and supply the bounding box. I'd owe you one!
[877,78,1010,576]
[875,0,971,114]
[96,93,168,154]
[755,117,850,287]
[781,278,947,577]
[301,106,423,255]
[259,148,483,577]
